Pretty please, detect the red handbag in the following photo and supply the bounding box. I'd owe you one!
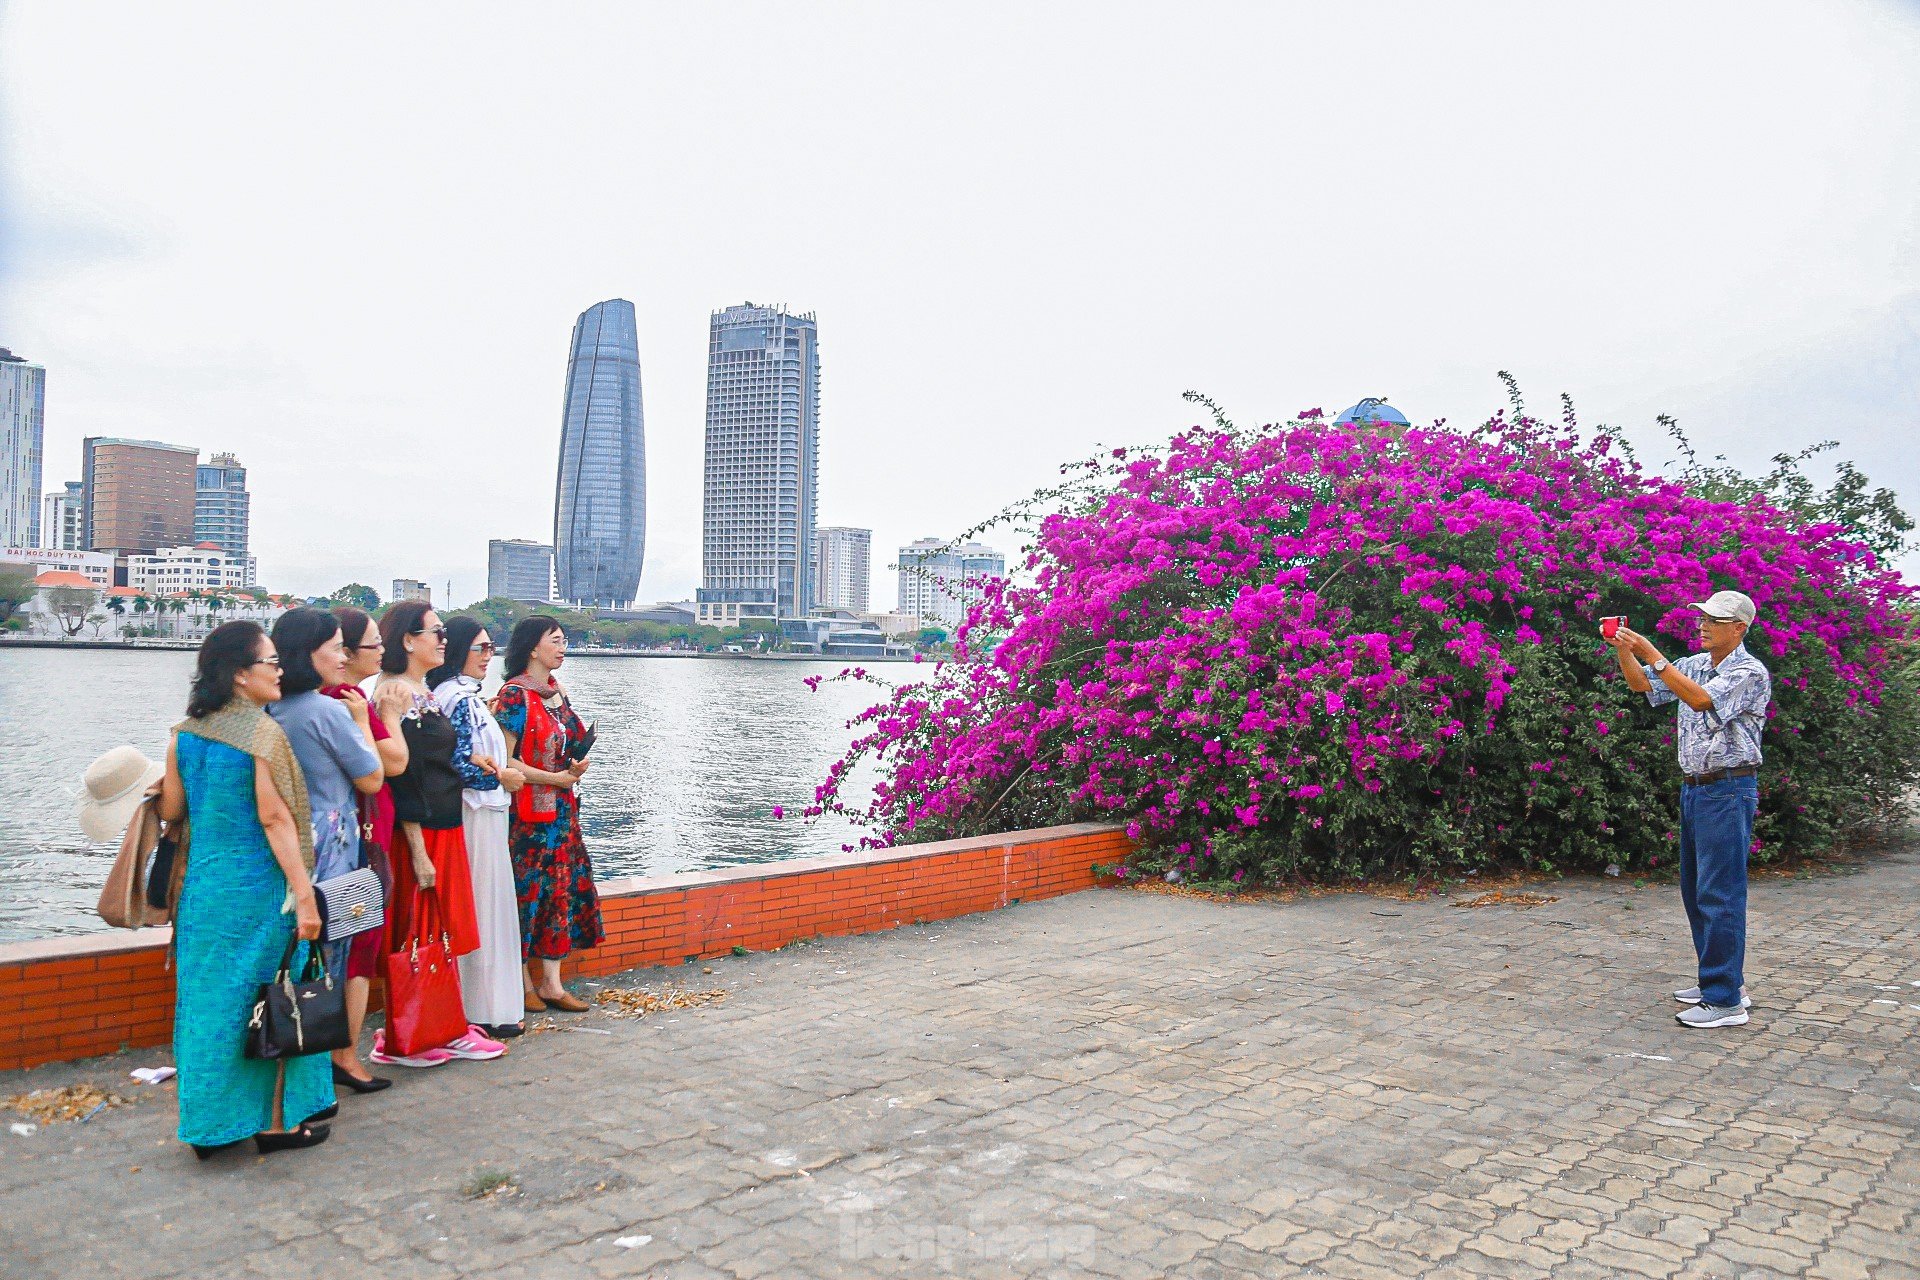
[382,885,467,1057]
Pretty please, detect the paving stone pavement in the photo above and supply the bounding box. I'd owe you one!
[5,844,1919,1280]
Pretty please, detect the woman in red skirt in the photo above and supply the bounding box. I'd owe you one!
[369,599,502,1067]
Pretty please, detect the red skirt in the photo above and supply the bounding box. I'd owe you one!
[387,824,481,957]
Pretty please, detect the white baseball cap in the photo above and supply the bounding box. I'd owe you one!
[1690,590,1756,625]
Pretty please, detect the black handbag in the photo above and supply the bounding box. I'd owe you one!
[244,936,350,1060]
[143,832,181,913]
[313,866,385,942]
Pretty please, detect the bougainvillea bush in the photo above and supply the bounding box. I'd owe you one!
[811,396,1919,881]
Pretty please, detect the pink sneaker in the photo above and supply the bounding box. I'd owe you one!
[369,1029,455,1068]
[444,1026,507,1060]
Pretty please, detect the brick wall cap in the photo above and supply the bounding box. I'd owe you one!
[0,926,172,968]
[595,822,1124,899]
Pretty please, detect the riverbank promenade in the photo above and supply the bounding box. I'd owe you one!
[5,842,1918,1279]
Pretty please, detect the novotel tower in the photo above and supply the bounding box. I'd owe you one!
[554,299,646,608]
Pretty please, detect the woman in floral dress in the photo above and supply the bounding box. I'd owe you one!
[494,615,602,1013]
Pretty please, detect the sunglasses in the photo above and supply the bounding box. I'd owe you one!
[411,625,449,640]
[475,641,497,653]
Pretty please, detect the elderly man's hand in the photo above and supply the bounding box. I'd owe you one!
[1612,626,1659,662]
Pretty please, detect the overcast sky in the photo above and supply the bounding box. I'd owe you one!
[3,2,1917,605]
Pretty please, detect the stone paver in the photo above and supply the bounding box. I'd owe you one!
[4,844,1918,1279]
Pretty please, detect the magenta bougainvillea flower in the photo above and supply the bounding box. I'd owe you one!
[809,401,1918,881]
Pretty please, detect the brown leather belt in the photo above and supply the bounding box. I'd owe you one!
[1682,764,1758,787]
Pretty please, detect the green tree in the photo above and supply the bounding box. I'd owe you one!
[47,586,98,637]
[330,582,381,611]
[916,626,949,649]
[0,567,34,627]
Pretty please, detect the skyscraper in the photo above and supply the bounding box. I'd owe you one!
[812,526,871,612]
[1,349,46,550]
[488,538,554,603]
[696,303,820,627]
[554,299,646,609]
[41,480,83,551]
[897,538,1007,630]
[194,452,250,560]
[82,437,197,556]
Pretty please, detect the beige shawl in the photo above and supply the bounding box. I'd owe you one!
[175,698,316,873]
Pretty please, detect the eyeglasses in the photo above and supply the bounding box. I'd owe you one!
[475,641,497,653]
[353,639,384,651]
[250,656,282,669]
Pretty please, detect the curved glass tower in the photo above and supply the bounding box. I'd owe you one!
[554,299,646,608]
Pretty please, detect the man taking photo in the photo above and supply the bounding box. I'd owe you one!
[1607,590,1772,1029]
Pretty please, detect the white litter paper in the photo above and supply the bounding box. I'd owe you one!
[614,1236,652,1249]
[8,1123,35,1137]
[130,1066,177,1085]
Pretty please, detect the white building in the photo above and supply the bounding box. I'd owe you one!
[127,543,257,593]
[1,349,46,550]
[860,610,928,639]
[1,544,115,588]
[812,526,871,613]
[896,538,1007,631]
[392,578,432,605]
[41,480,83,550]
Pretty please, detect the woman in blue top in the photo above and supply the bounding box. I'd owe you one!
[159,621,333,1158]
[267,607,386,1089]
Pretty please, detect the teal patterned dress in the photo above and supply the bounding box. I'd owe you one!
[173,734,334,1145]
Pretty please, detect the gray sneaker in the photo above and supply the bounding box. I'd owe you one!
[1676,1002,1750,1028]
[1674,984,1750,1008]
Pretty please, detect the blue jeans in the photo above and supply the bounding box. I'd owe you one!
[1678,775,1757,1008]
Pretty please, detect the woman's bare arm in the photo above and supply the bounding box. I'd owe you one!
[158,735,186,823]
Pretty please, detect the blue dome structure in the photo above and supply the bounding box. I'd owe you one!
[1334,398,1410,427]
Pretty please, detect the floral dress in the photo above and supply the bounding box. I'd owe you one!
[494,681,604,959]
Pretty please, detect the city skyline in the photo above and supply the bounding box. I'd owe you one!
[3,6,1917,605]
[553,298,647,609]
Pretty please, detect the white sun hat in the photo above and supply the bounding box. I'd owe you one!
[1689,589,1757,625]
[76,745,165,844]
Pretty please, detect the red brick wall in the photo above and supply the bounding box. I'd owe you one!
[0,823,1130,1072]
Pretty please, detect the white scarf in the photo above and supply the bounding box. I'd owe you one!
[432,674,510,812]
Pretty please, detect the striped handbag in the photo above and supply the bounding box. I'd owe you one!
[313,866,385,942]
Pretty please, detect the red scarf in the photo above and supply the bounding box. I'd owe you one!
[502,675,564,824]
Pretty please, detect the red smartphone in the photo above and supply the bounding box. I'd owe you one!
[1601,616,1627,640]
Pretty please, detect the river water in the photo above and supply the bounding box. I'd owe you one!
[0,648,900,943]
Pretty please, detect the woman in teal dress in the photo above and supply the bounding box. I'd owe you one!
[159,621,335,1158]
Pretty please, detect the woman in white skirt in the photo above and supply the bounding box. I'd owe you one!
[427,617,529,1038]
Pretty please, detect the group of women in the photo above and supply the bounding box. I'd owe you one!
[158,604,604,1156]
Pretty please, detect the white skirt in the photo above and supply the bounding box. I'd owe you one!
[458,804,525,1027]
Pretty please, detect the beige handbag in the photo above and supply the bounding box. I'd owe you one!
[95,793,172,929]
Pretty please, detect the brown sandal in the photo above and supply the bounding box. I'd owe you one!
[523,991,548,1013]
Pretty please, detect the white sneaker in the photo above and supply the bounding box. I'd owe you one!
[1674,984,1750,1008]
[1676,1002,1749,1029]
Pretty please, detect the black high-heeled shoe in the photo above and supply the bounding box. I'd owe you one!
[308,1103,339,1122]
[254,1122,329,1155]
[332,1063,393,1094]
[191,1137,245,1161]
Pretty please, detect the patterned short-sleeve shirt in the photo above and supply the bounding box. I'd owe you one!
[1642,642,1771,775]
